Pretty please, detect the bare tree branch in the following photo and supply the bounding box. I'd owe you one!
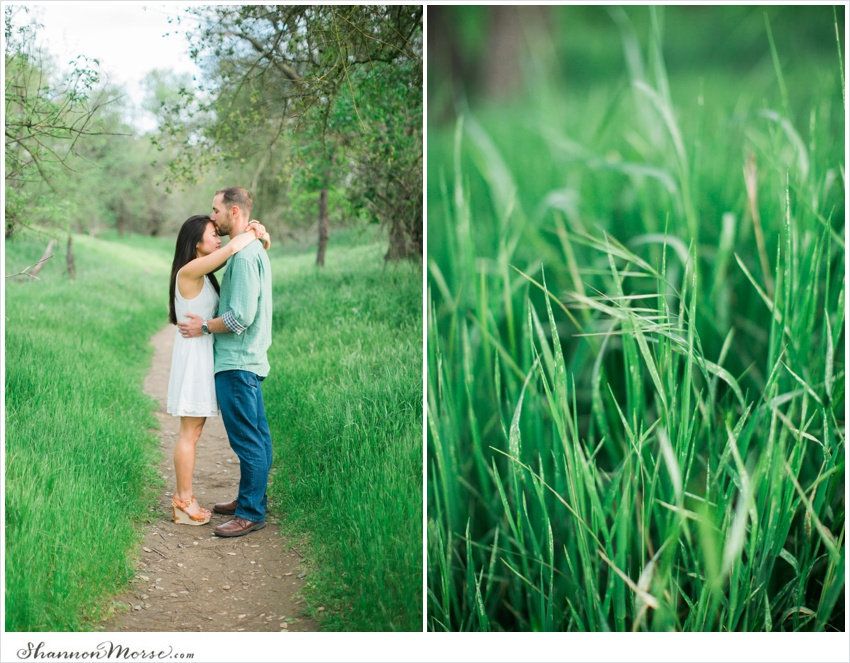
[5,240,55,279]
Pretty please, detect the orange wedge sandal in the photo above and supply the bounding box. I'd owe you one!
[172,494,211,525]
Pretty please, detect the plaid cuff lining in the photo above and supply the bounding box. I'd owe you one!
[221,310,246,335]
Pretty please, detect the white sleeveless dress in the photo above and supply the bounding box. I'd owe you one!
[166,272,219,417]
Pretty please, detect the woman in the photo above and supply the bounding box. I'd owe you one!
[166,214,269,525]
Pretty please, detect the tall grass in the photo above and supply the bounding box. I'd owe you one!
[5,225,423,632]
[427,6,844,631]
[265,226,423,631]
[5,231,172,630]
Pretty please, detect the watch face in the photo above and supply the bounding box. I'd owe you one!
[202,324,209,334]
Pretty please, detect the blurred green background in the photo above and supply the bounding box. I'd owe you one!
[428,5,844,246]
[429,6,841,115]
[427,4,844,370]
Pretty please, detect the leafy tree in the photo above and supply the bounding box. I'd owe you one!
[4,6,122,238]
[342,59,423,260]
[160,4,422,264]
[65,86,173,237]
[4,10,205,246]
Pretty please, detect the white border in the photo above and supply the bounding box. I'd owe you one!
[2,3,849,663]
[1,631,850,662]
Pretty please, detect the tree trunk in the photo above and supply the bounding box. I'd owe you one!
[410,189,423,258]
[251,149,271,194]
[316,187,329,267]
[66,235,76,280]
[149,209,164,237]
[116,199,126,237]
[427,6,469,123]
[31,240,57,277]
[483,6,550,101]
[384,216,408,261]
[383,188,422,261]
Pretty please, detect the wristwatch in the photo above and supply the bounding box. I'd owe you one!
[201,321,211,335]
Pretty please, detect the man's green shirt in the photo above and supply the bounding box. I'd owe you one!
[214,239,272,377]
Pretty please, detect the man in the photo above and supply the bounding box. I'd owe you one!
[178,187,273,537]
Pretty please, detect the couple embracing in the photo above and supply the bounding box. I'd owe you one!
[166,186,273,538]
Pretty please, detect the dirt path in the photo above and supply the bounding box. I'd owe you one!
[100,326,318,633]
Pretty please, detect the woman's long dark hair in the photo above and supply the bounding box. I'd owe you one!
[168,215,221,325]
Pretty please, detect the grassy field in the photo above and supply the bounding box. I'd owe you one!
[5,224,423,631]
[265,226,423,631]
[427,6,844,631]
[4,231,172,630]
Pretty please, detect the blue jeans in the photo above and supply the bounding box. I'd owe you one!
[215,370,272,523]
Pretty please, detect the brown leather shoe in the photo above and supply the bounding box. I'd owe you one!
[213,517,267,538]
[213,499,238,515]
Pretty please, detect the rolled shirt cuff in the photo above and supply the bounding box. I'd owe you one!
[221,310,247,335]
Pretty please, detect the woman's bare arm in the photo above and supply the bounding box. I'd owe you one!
[180,222,267,281]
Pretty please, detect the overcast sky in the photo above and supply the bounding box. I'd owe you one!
[15,2,202,131]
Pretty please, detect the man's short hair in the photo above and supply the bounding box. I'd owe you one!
[217,187,254,216]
